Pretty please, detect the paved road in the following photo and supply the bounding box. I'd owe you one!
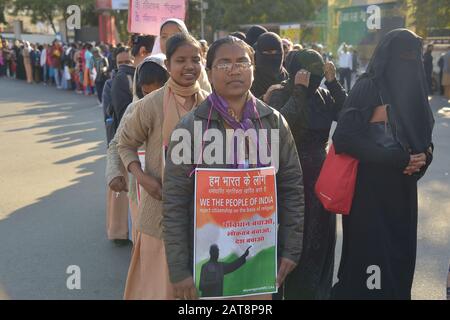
[0,78,130,299]
[0,77,449,300]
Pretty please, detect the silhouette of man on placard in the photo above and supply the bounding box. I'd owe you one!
[199,244,251,297]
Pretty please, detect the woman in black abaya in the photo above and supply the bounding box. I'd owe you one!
[332,29,435,300]
[269,49,347,300]
[15,44,25,80]
[245,25,267,47]
[251,32,288,100]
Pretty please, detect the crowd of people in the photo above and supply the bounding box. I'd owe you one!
[0,20,442,300]
[2,32,447,101]
[0,37,131,104]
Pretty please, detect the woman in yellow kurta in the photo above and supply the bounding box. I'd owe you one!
[118,33,210,300]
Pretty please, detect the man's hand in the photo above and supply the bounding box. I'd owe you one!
[295,69,310,88]
[324,61,337,82]
[243,246,252,258]
[276,258,297,288]
[173,277,198,300]
[109,176,128,193]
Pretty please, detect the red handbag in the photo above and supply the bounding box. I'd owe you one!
[315,144,359,215]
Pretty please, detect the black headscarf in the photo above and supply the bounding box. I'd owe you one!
[245,25,268,47]
[230,32,246,42]
[286,49,325,96]
[344,29,434,154]
[251,32,289,98]
[284,50,296,71]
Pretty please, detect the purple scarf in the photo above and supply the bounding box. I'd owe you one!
[208,92,257,131]
[207,92,265,168]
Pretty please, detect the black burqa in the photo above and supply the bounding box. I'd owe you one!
[15,46,25,80]
[269,49,347,300]
[251,32,289,99]
[332,29,435,300]
[245,25,267,47]
[230,32,246,42]
[423,50,433,94]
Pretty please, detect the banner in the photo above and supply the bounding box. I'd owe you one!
[194,167,278,299]
[280,24,301,44]
[128,0,186,35]
[96,0,112,10]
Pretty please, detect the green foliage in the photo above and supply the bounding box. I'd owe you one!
[398,0,450,37]
[188,0,326,40]
[0,0,11,25]
[1,0,97,34]
[0,5,6,25]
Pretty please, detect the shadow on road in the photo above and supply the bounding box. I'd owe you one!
[0,79,130,300]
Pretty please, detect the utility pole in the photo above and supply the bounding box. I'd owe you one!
[200,0,205,39]
[192,0,208,39]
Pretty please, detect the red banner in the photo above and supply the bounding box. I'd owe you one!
[96,0,112,10]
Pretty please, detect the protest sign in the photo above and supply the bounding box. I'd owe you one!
[128,0,186,35]
[194,167,277,299]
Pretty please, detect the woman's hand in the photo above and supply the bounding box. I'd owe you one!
[173,277,198,300]
[263,84,283,103]
[276,257,297,288]
[324,61,337,82]
[109,176,128,193]
[138,174,162,201]
[295,69,310,88]
[129,161,162,200]
[403,153,427,175]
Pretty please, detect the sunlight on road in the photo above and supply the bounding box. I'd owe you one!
[0,284,11,300]
[438,107,450,119]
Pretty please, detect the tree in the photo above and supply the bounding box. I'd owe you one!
[11,0,65,34]
[187,0,326,41]
[221,0,325,29]
[3,0,97,34]
[0,4,6,25]
[111,9,129,45]
[0,0,11,25]
[399,0,450,37]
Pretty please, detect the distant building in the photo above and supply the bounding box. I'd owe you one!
[327,0,410,64]
[0,9,64,44]
[0,1,128,44]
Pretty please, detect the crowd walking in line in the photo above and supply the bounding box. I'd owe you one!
[2,19,446,300]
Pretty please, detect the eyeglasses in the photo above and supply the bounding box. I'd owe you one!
[213,61,253,73]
